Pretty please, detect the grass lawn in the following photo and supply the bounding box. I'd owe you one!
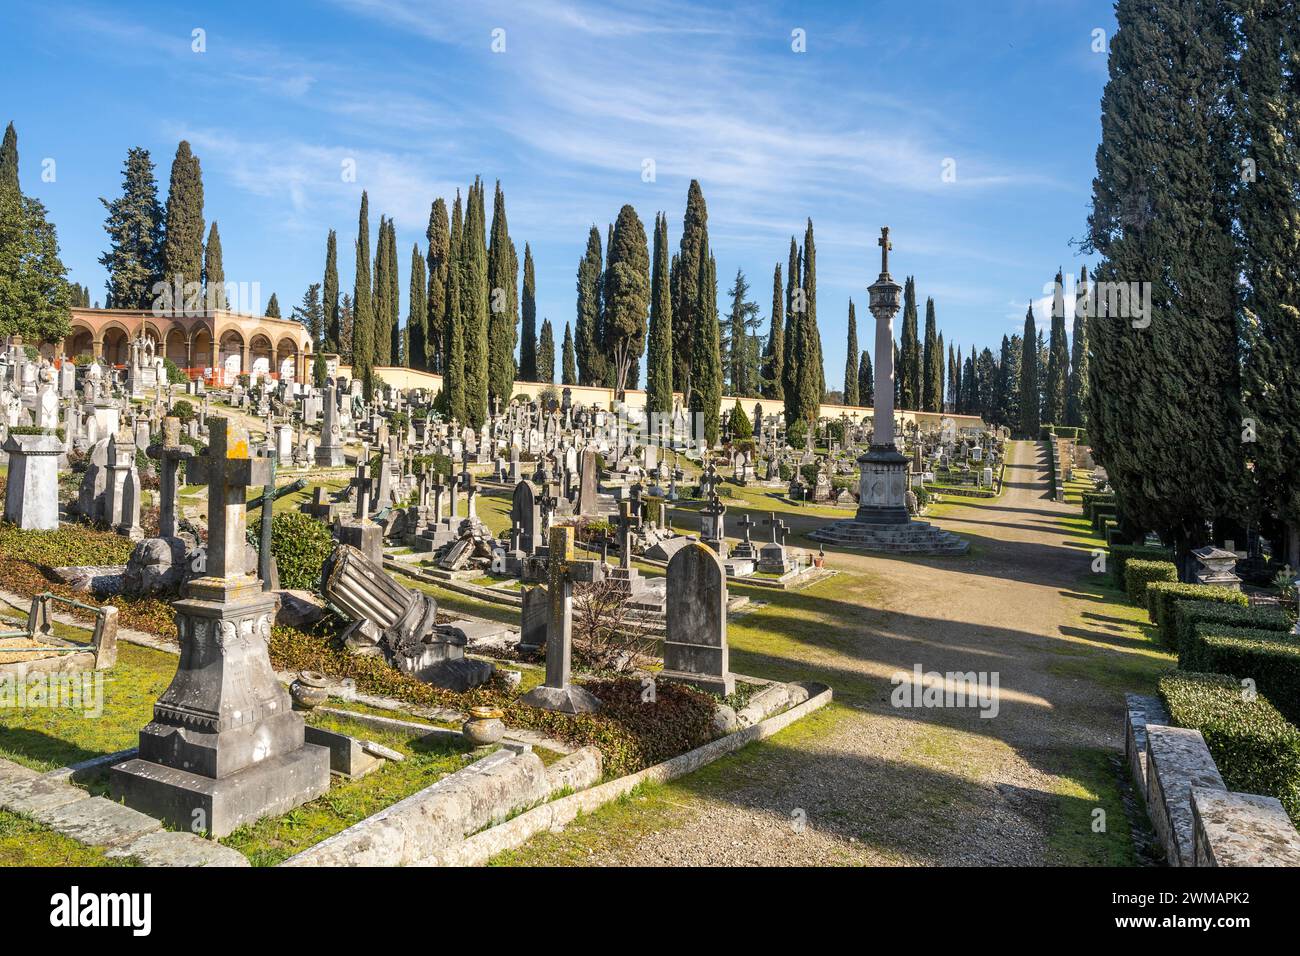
[0,810,133,867]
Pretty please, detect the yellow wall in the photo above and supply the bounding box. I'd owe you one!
[337,364,987,431]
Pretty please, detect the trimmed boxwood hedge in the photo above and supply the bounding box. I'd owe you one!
[1181,626,1300,727]
[1172,600,1292,656]
[1124,559,1178,605]
[1081,491,1115,521]
[1091,504,1118,533]
[1108,544,1173,589]
[1145,582,1247,649]
[1159,671,1300,824]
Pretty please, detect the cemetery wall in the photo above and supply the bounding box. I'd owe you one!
[338,364,988,432]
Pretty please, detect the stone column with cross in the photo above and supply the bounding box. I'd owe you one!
[146,416,193,538]
[519,525,604,714]
[111,417,329,838]
[607,498,645,595]
[731,511,759,561]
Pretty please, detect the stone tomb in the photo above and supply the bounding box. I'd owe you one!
[110,418,330,838]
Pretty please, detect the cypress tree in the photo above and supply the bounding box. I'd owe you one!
[0,123,17,197]
[690,249,722,444]
[340,293,353,361]
[486,181,518,409]
[1240,0,1300,565]
[519,242,537,381]
[781,238,801,420]
[203,222,225,310]
[843,299,859,406]
[99,147,164,310]
[898,276,919,409]
[266,293,280,318]
[646,212,674,414]
[575,225,604,386]
[386,218,401,364]
[977,348,997,422]
[936,331,946,413]
[951,345,961,413]
[462,178,490,427]
[763,262,784,400]
[372,216,392,366]
[1045,268,1069,425]
[1066,266,1090,428]
[922,297,940,411]
[859,349,873,406]
[802,219,824,403]
[162,141,204,304]
[673,180,708,399]
[536,318,555,384]
[425,198,449,371]
[323,230,339,351]
[443,192,466,422]
[561,321,576,386]
[408,244,426,369]
[1019,304,1039,436]
[352,191,374,394]
[604,204,650,397]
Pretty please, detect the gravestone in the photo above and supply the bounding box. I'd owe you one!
[2,431,62,530]
[111,418,330,838]
[518,585,549,654]
[661,542,734,695]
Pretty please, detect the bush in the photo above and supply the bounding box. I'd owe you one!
[1172,600,1292,656]
[1109,544,1173,589]
[1182,626,1300,726]
[1091,503,1118,533]
[171,399,195,423]
[728,400,752,441]
[1124,559,1178,605]
[1159,671,1300,824]
[249,511,335,592]
[786,417,808,450]
[163,357,188,385]
[1081,491,1115,521]
[1145,582,1247,648]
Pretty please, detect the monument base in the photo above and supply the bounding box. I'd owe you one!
[853,444,911,525]
[519,684,603,714]
[315,446,347,467]
[109,745,330,838]
[659,667,736,697]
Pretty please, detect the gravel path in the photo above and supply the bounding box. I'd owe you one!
[503,441,1138,866]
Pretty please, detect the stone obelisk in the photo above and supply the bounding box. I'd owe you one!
[855,227,910,524]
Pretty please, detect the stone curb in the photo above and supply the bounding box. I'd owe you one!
[425,682,833,867]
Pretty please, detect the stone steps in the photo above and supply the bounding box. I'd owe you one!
[808,520,969,555]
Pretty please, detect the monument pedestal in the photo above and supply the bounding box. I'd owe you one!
[853,445,911,525]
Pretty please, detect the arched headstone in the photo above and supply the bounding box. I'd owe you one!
[662,542,734,694]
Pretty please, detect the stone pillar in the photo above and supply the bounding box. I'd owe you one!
[1,432,62,530]
[110,417,329,838]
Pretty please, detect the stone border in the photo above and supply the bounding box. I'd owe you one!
[424,681,832,866]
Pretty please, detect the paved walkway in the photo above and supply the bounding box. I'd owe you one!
[502,441,1157,866]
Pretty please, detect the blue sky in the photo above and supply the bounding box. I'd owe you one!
[2,0,1112,381]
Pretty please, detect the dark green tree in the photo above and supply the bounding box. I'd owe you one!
[486,181,518,409]
[859,348,873,405]
[561,321,576,386]
[898,276,919,409]
[575,225,604,386]
[203,221,225,310]
[443,192,465,421]
[425,198,449,371]
[843,299,859,406]
[98,147,164,310]
[323,229,339,351]
[0,190,72,344]
[603,204,649,397]
[162,141,204,304]
[646,212,674,415]
[689,249,722,444]
[763,262,784,400]
[519,242,537,381]
[1044,268,1069,425]
[672,180,709,400]
[461,178,490,427]
[408,244,426,369]
[537,318,555,384]
[0,123,17,197]
[922,297,941,411]
[724,267,760,396]
[291,283,323,346]
[352,191,374,394]
[1066,266,1090,428]
[265,292,280,318]
[1019,304,1039,436]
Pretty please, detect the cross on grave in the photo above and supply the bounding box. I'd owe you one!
[878,225,893,275]
[615,499,640,571]
[763,511,789,545]
[185,418,272,580]
[147,416,193,538]
[737,512,755,544]
[700,461,721,498]
[518,525,603,714]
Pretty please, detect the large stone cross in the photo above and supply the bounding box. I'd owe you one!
[878,226,892,274]
[615,499,640,570]
[763,511,789,545]
[186,418,270,580]
[147,416,193,538]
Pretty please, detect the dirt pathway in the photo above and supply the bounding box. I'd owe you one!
[497,441,1162,866]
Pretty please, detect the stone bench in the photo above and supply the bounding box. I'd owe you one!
[1191,788,1300,866]
[1145,724,1226,866]
[1124,692,1169,799]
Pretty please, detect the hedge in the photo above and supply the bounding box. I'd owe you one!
[1146,582,1247,648]
[1124,559,1178,605]
[1181,626,1300,727]
[1108,544,1174,589]
[1081,491,1115,522]
[1159,671,1300,824]
[1091,504,1118,533]
[1172,599,1292,656]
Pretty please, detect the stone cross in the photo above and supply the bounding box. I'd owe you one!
[147,416,193,538]
[615,499,640,571]
[737,512,755,544]
[763,512,788,545]
[878,225,892,275]
[186,418,271,580]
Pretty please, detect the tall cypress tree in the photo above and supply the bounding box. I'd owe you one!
[1044,268,1069,425]
[1019,304,1039,436]
[425,198,449,372]
[781,238,801,420]
[936,331,946,413]
[162,141,204,304]
[921,297,940,411]
[1087,0,1240,557]
[537,318,555,384]
[1240,0,1300,566]
[690,249,722,444]
[323,229,339,351]
[646,212,674,414]
[1065,265,1090,428]
[604,204,650,397]
[486,181,518,409]
[99,147,164,310]
[339,293,353,360]
[673,180,709,400]
[461,179,490,427]
[575,225,604,386]
[519,242,538,381]
[843,299,859,406]
[372,216,392,366]
[898,276,919,409]
[859,349,873,406]
[407,244,425,369]
[203,222,225,310]
[352,191,374,394]
[443,192,465,422]
[0,123,18,197]
[561,321,576,386]
[787,220,822,423]
[763,262,784,400]
[387,218,401,364]
[802,219,824,402]
[266,293,280,318]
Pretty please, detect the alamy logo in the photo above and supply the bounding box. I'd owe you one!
[49,886,151,936]
[890,664,1000,718]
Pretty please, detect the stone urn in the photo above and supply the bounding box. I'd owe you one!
[289,670,330,710]
[462,706,505,746]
